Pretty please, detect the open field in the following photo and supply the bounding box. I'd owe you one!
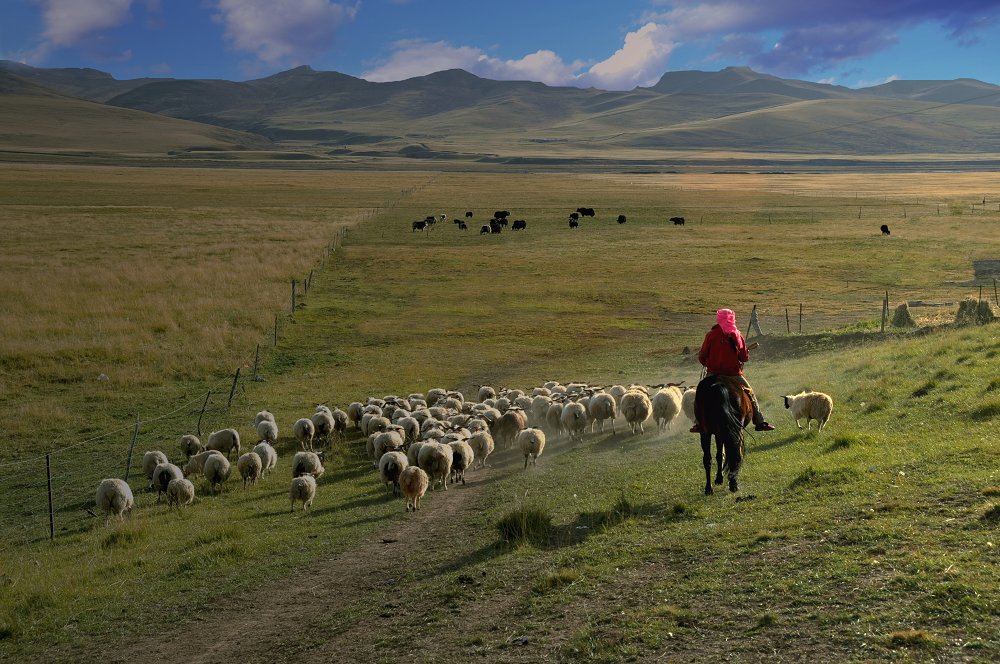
[1,166,999,661]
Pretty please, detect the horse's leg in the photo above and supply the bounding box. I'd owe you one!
[714,436,724,486]
[701,432,713,495]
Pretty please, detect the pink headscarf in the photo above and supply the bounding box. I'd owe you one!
[716,308,739,337]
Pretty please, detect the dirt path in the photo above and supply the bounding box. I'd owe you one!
[115,432,599,664]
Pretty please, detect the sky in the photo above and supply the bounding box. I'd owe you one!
[2,1,999,90]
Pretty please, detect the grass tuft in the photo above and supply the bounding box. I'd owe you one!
[496,504,553,546]
[982,486,1000,497]
[888,629,939,648]
[534,567,580,593]
[788,467,818,490]
[980,504,1000,522]
[100,521,146,549]
[756,612,779,628]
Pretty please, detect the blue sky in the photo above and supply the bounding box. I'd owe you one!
[2,1,999,90]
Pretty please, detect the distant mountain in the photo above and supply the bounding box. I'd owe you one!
[4,61,1000,159]
[0,70,268,155]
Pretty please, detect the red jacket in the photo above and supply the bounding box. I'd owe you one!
[698,324,749,376]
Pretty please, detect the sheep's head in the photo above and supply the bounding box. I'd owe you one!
[783,396,792,409]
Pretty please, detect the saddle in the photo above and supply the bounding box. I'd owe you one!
[695,375,753,431]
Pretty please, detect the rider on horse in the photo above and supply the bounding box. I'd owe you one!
[690,308,775,433]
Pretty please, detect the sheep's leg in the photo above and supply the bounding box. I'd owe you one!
[524,455,529,469]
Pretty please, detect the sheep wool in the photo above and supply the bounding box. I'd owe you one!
[448,441,475,485]
[95,478,134,520]
[206,429,241,459]
[256,419,278,444]
[379,451,409,496]
[238,452,263,488]
[151,462,183,502]
[783,391,834,431]
[399,466,429,512]
[293,418,315,450]
[417,442,453,492]
[291,451,325,479]
[142,450,169,479]
[517,428,546,468]
[252,441,278,476]
[290,474,317,512]
[166,478,195,509]
[183,450,224,478]
[588,393,617,434]
[681,387,696,423]
[467,431,494,468]
[254,410,276,427]
[560,402,588,441]
[203,453,231,494]
[651,387,683,430]
[179,435,203,458]
[620,390,652,434]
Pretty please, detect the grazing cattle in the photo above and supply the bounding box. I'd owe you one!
[569,212,580,221]
[617,214,627,224]
[424,215,437,226]
[458,221,468,230]
[439,214,447,223]
[465,211,474,218]
[490,219,503,234]
[881,224,890,235]
[577,207,595,217]
[498,218,508,227]
[494,210,510,220]
[569,218,579,229]
[512,219,527,230]
[670,216,685,226]
[412,220,427,232]
[480,225,490,235]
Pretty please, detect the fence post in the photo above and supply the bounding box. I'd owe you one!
[799,303,803,333]
[881,291,888,334]
[308,269,314,292]
[197,391,211,436]
[291,280,297,313]
[252,344,260,381]
[745,304,756,338]
[123,412,140,482]
[227,367,241,412]
[785,308,790,333]
[994,278,998,306]
[46,453,54,540]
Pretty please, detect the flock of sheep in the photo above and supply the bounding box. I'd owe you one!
[94,381,833,520]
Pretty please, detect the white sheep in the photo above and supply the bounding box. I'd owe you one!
[378,451,409,496]
[206,428,241,460]
[681,387,696,423]
[166,478,195,509]
[238,452,263,488]
[448,440,475,485]
[530,395,552,427]
[203,454,231,494]
[399,466,429,512]
[609,384,627,407]
[179,435,203,458]
[142,450,168,480]
[621,389,652,434]
[783,391,834,431]
[561,401,588,441]
[330,408,349,434]
[478,385,497,401]
[290,474,317,512]
[311,410,335,445]
[256,419,278,444]
[254,410,276,427]
[95,478,134,520]
[406,440,426,468]
[293,417,315,451]
[372,429,405,467]
[545,401,564,435]
[417,441,453,492]
[651,386,683,430]
[517,428,546,468]
[347,402,364,428]
[588,393,617,433]
[397,416,421,443]
[151,462,183,502]
[182,450,224,478]
[467,431,494,468]
[252,441,278,476]
[291,450,325,479]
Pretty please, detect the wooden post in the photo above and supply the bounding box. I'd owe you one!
[227,367,241,412]
[798,304,802,333]
[937,204,940,216]
[881,291,888,334]
[291,279,297,313]
[858,207,862,219]
[252,344,260,381]
[197,391,211,436]
[123,412,140,482]
[46,454,54,540]
[785,308,790,333]
[994,278,998,306]
[308,269,314,292]
[745,304,756,338]
[980,284,984,304]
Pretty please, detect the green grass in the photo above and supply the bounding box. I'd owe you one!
[2,166,1000,661]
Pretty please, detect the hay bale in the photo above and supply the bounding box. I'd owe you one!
[954,298,996,326]
[890,302,916,328]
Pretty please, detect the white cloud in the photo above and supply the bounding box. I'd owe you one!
[214,0,358,66]
[853,73,900,89]
[363,41,584,87]
[36,0,132,47]
[580,22,677,89]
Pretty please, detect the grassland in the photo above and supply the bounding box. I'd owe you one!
[1,166,999,662]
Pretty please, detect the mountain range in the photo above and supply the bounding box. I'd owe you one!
[3,60,1000,164]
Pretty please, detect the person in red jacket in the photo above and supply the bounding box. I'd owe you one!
[690,308,775,432]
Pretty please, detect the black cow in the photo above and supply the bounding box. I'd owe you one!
[490,219,503,234]
[480,225,490,235]
[881,224,890,235]
[569,218,579,229]
[458,221,468,230]
[512,219,527,230]
[424,215,437,226]
[569,212,580,221]
[670,216,685,226]
[577,207,595,217]
[617,214,627,224]
[494,210,510,219]
[498,218,508,227]
[412,220,427,232]
[465,211,474,218]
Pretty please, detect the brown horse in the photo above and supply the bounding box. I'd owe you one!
[694,375,752,494]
